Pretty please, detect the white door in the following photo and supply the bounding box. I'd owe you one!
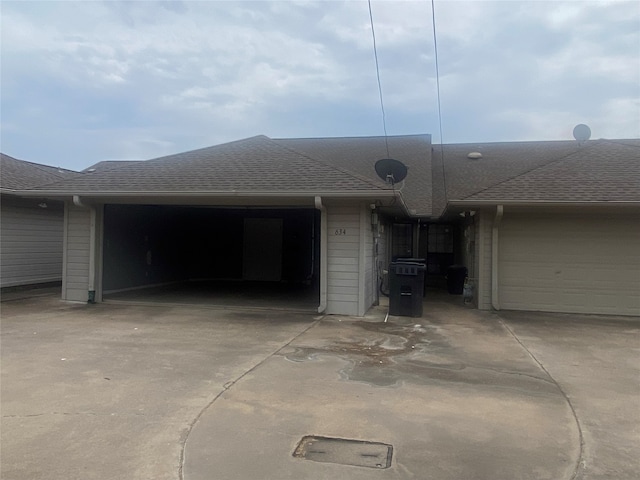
[242,218,283,281]
[498,212,640,315]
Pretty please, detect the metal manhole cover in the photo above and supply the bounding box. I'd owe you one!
[293,435,393,469]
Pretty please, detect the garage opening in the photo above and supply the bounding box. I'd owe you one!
[102,205,320,311]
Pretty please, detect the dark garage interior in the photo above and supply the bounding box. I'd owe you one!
[102,205,320,310]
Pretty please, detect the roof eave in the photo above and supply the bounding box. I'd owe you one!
[19,189,397,198]
[448,199,640,208]
[1,187,52,196]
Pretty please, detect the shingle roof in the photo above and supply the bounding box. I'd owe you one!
[83,160,142,173]
[0,153,79,191]
[8,135,637,217]
[431,139,640,214]
[464,140,640,202]
[32,134,402,196]
[274,134,432,216]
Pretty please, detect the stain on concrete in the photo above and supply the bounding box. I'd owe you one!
[283,318,556,393]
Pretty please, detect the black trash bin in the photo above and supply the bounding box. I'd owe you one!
[446,265,468,295]
[389,260,426,317]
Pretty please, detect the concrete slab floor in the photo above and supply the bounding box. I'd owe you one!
[103,280,318,312]
[1,292,638,480]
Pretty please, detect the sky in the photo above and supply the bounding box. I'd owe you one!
[1,0,639,172]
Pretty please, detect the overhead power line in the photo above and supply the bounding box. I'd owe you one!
[367,0,390,158]
[431,0,448,201]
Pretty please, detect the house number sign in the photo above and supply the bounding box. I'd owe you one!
[334,228,347,235]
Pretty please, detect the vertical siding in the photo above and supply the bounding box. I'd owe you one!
[326,205,360,315]
[0,196,64,287]
[62,203,91,302]
[476,209,493,310]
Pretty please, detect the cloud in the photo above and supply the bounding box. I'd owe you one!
[1,0,638,170]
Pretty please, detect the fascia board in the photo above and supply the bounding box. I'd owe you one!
[448,199,640,208]
[16,189,396,198]
[12,188,414,217]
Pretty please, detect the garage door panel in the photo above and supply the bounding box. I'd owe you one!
[499,213,640,316]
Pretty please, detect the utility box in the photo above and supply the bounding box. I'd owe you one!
[389,260,426,317]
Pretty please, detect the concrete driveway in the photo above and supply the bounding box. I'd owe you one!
[497,311,640,480]
[1,293,638,480]
[1,295,316,480]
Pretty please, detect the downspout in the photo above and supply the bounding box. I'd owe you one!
[315,196,328,314]
[491,205,504,310]
[73,195,97,304]
[415,218,421,258]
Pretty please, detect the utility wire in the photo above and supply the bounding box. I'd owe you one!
[368,0,390,159]
[431,0,448,202]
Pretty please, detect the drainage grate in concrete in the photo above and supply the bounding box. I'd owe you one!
[292,435,393,469]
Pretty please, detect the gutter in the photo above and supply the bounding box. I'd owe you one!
[8,185,417,217]
[491,205,504,311]
[315,196,328,314]
[448,199,640,208]
[14,189,399,199]
[73,195,97,304]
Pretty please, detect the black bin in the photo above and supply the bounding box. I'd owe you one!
[446,265,468,295]
[389,260,426,317]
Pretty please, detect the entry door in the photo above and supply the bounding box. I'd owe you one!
[243,218,283,281]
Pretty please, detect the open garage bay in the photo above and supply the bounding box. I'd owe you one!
[102,205,320,310]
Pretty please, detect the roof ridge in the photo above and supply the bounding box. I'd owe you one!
[597,138,640,149]
[273,133,429,141]
[143,135,270,163]
[1,153,78,177]
[269,138,391,191]
[439,139,596,148]
[457,141,599,200]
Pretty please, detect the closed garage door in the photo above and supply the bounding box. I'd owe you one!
[499,212,640,316]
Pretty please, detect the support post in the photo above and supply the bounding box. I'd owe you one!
[315,196,327,314]
[491,204,504,310]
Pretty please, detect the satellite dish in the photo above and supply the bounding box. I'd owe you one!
[374,158,408,185]
[573,124,591,141]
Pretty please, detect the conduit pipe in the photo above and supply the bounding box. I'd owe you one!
[315,196,328,314]
[491,204,504,310]
[73,195,97,303]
